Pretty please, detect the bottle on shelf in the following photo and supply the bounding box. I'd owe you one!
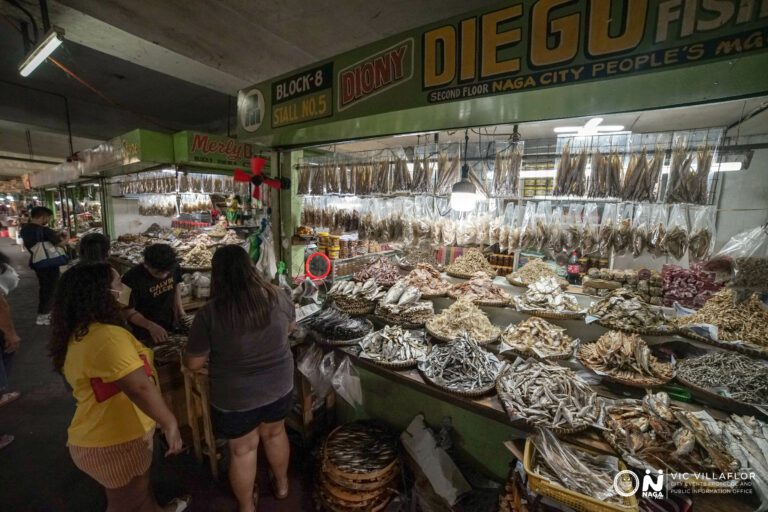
[567,250,582,285]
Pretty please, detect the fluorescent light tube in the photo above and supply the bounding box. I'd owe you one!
[19,27,65,77]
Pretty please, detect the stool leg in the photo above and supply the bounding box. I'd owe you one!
[183,372,203,462]
[199,384,219,481]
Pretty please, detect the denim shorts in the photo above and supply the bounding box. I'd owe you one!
[210,389,294,440]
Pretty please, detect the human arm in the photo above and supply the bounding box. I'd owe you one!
[0,295,20,353]
[173,285,186,322]
[123,308,168,344]
[183,309,209,371]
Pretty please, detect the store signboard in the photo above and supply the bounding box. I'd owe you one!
[174,131,257,169]
[239,0,768,145]
[79,129,173,177]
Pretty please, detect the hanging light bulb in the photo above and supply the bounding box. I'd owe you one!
[450,130,477,212]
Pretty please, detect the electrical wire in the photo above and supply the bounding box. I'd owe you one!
[3,0,37,42]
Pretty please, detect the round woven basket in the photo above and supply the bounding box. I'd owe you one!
[321,426,399,483]
[446,291,510,307]
[180,265,212,272]
[497,343,573,362]
[446,269,491,280]
[424,323,499,346]
[314,320,374,347]
[521,309,584,320]
[577,343,673,388]
[320,473,389,503]
[420,291,449,299]
[359,357,420,370]
[506,276,569,290]
[675,374,767,419]
[676,327,768,360]
[417,368,497,398]
[315,485,393,512]
[593,319,674,337]
[333,299,376,316]
[371,314,429,330]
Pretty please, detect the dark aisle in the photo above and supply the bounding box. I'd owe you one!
[0,239,314,512]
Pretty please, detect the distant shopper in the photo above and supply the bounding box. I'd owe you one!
[78,232,111,263]
[49,263,190,512]
[0,252,21,451]
[185,245,295,511]
[122,244,186,346]
[20,206,68,326]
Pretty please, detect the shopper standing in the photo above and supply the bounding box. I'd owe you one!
[122,244,186,346]
[49,263,190,512]
[0,252,21,450]
[20,206,68,325]
[185,245,295,512]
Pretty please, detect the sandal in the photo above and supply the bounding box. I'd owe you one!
[0,392,20,408]
[0,434,13,450]
[269,471,289,500]
[164,494,191,512]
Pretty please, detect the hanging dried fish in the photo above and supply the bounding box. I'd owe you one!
[588,150,607,197]
[621,150,647,201]
[665,143,694,203]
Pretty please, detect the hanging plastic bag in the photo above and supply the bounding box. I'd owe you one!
[507,204,522,255]
[534,201,552,252]
[631,203,650,258]
[662,203,689,260]
[331,356,363,408]
[297,344,332,398]
[598,203,617,255]
[442,214,457,247]
[547,207,565,256]
[489,214,502,249]
[456,212,475,247]
[565,203,583,252]
[706,225,768,299]
[256,225,278,279]
[612,203,634,256]
[648,203,668,259]
[499,203,515,253]
[688,205,716,261]
[581,203,599,255]
[519,201,537,250]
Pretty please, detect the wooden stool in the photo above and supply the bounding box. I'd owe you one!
[180,365,220,480]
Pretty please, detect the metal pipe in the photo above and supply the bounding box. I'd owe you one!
[39,0,49,32]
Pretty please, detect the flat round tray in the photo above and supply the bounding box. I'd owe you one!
[506,276,569,290]
[358,357,420,370]
[333,299,376,316]
[314,320,374,347]
[417,368,497,398]
[520,308,584,320]
[446,269,492,280]
[594,319,675,337]
[420,290,449,299]
[424,323,499,345]
[371,314,428,330]
[675,373,768,419]
[498,343,573,362]
[577,344,673,388]
[676,327,768,360]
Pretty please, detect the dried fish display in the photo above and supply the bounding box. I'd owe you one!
[358,326,429,366]
[607,151,624,197]
[529,429,627,506]
[612,203,633,255]
[648,204,668,258]
[411,157,433,194]
[138,195,177,217]
[436,153,460,196]
[534,202,551,251]
[587,150,607,198]
[500,317,576,360]
[426,298,500,343]
[579,331,673,385]
[631,203,649,258]
[492,146,523,197]
[676,352,768,406]
[448,272,511,304]
[507,257,558,286]
[352,257,401,286]
[181,245,213,268]
[153,334,187,366]
[581,203,599,255]
[598,203,616,255]
[445,248,493,278]
[553,145,587,196]
[588,289,668,332]
[676,289,768,349]
[418,333,502,394]
[564,203,583,252]
[688,205,716,262]
[718,415,768,509]
[663,204,689,260]
[307,308,373,341]
[498,359,599,431]
[604,392,739,477]
[297,165,312,195]
[375,280,434,326]
[404,263,451,296]
[328,278,386,313]
[515,277,580,313]
[322,422,398,475]
[622,148,664,202]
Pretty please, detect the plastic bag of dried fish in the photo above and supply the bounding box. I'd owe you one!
[499,317,576,360]
[707,226,768,300]
[581,203,599,255]
[676,351,768,406]
[417,333,502,392]
[455,213,477,247]
[442,217,457,246]
[647,203,668,259]
[426,298,500,342]
[547,207,566,256]
[518,202,537,251]
[489,215,502,248]
[631,202,650,258]
[612,203,634,256]
[563,203,583,252]
[534,201,552,252]
[688,204,716,262]
[598,203,616,255]
[663,203,689,260]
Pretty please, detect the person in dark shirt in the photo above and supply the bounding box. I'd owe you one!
[20,206,68,325]
[121,244,185,346]
[185,245,296,510]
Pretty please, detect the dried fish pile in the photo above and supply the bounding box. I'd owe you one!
[359,326,429,365]
[507,258,557,285]
[445,249,493,277]
[531,429,626,505]
[328,278,386,312]
[375,280,434,326]
[448,272,511,303]
[553,145,587,196]
[676,289,768,348]
[718,415,768,508]
[688,227,713,261]
[622,148,664,202]
[579,331,673,385]
[666,145,711,204]
[352,257,401,286]
[307,308,373,341]
[181,245,213,267]
[154,334,187,366]
[426,298,500,342]
[404,263,451,296]
[498,359,599,431]
[516,277,580,313]
[500,317,575,359]
[605,392,739,477]
[587,289,667,331]
[677,352,768,405]
[418,333,502,393]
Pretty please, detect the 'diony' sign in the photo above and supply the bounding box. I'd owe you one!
[239,0,768,136]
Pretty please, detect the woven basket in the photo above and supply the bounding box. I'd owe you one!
[371,314,429,330]
[676,328,768,360]
[446,269,492,280]
[524,439,638,512]
[320,473,390,503]
[359,357,420,370]
[675,374,767,419]
[314,320,374,347]
[577,344,673,388]
[522,308,584,320]
[180,265,211,272]
[334,301,376,316]
[321,426,399,483]
[417,368,497,398]
[506,275,569,290]
[497,343,573,362]
[594,319,674,337]
[315,485,393,512]
[424,323,499,346]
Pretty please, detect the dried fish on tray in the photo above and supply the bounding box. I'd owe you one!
[153,334,187,366]
[506,258,565,288]
[718,415,768,508]
[579,331,673,387]
[603,391,740,485]
[328,278,386,315]
[374,280,434,327]
[181,245,213,268]
[499,317,576,361]
[307,308,374,345]
[445,249,493,278]
[497,359,599,433]
[514,277,582,318]
[352,257,401,287]
[447,272,511,305]
[358,326,429,369]
[587,289,672,334]
[417,333,502,397]
[404,263,451,297]
[425,298,500,344]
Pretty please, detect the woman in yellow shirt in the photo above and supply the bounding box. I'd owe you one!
[49,263,190,512]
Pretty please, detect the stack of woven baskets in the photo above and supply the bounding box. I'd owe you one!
[315,422,400,511]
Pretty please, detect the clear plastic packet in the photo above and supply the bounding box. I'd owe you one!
[534,201,552,252]
[565,203,584,252]
[599,203,617,255]
[331,356,363,408]
[489,215,502,248]
[442,215,457,246]
[519,202,537,250]
[456,212,476,246]
[688,205,716,261]
[297,344,332,398]
[706,225,768,297]
[508,205,522,255]
[631,203,650,258]
[581,203,599,255]
[548,207,565,256]
[662,203,689,260]
[612,203,634,256]
[647,203,668,258]
[432,216,444,246]
[499,203,515,253]
[476,204,492,246]
[402,201,415,247]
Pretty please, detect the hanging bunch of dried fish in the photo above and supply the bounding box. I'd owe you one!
[411,157,431,194]
[353,163,373,196]
[339,163,354,195]
[307,307,373,341]
[352,257,401,286]
[507,258,559,286]
[676,351,768,406]
[404,263,451,297]
[435,153,460,196]
[498,359,599,431]
[579,331,673,385]
[500,317,576,360]
[426,298,500,343]
[665,143,694,203]
[448,272,511,304]
[492,146,523,197]
[676,289,768,349]
[621,150,647,201]
[418,333,502,394]
[358,326,429,366]
[588,150,607,197]
[588,289,668,332]
[297,165,312,195]
[607,151,623,197]
[445,248,493,278]
[392,158,412,193]
[553,145,587,196]
[718,415,768,508]
[515,277,581,313]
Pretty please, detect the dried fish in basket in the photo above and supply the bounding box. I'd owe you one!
[578,331,673,387]
[374,281,434,327]
[417,333,502,397]
[603,392,740,486]
[497,359,600,433]
[447,271,511,306]
[181,245,213,269]
[352,257,401,287]
[153,333,187,366]
[506,258,566,288]
[514,277,582,318]
[499,317,577,361]
[307,308,374,345]
[404,263,451,298]
[358,326,429,369]
[445,249,493,279]
[587,289,672,334]
[425,298,500,344]
[328,278,386,315]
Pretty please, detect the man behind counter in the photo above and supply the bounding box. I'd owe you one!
[122,244,186,346]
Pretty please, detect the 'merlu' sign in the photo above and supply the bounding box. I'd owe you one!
[190,134,253,162]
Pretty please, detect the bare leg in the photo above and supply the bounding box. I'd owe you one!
[104,469,162,512]
[228,427,260,512]
[259,420,290,497]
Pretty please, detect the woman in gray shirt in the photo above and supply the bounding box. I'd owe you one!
[185,245,295,511]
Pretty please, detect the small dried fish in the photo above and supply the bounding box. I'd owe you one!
[588,288,667,330]
[676,289,768,348]
[426,298,500,341]
[418,333,502,392]
[579,331,673,383]
[507,258,558,285]
[323,422,398,474]
[404,263,451,296]
[307,307,373,340]
[663,225,688,260]
[677,351,768,405]
[500,317,575,359]
[515,277,580,312]
[446,249,493,276]
[353,257,401,286]
[449,272,511,303]
[358,326,429,364]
